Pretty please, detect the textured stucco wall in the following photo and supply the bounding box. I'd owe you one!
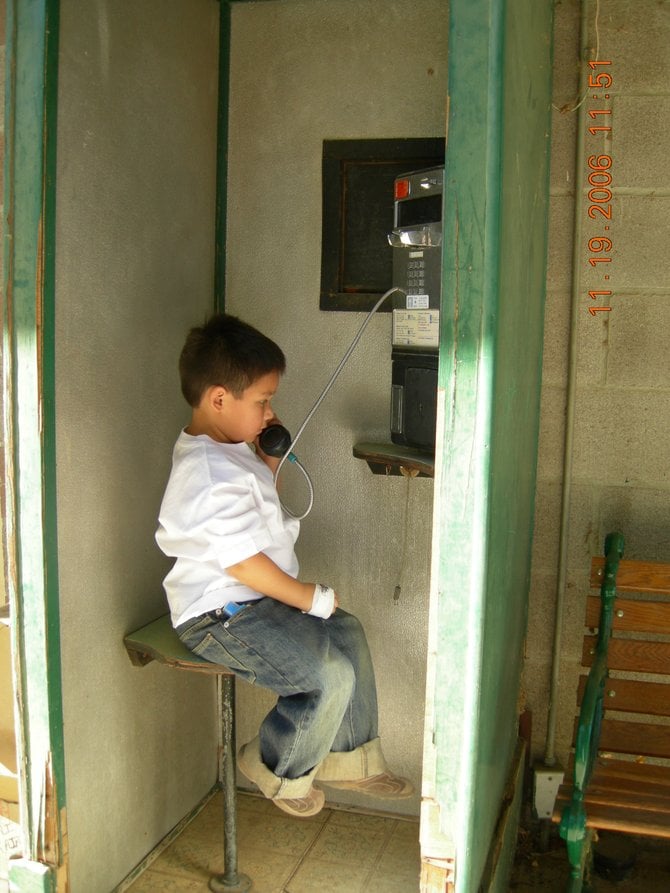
[226,0,448,816]
[54,2,220,890]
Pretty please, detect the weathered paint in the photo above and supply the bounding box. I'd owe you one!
[3,0,67,888]
[6,859,55,893]
[421,1,553,890]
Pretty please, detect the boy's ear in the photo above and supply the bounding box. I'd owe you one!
[207,385,229,412]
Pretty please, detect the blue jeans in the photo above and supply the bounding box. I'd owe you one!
[176,598,382,795]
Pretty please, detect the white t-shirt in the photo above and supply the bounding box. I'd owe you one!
[156,431,300,626]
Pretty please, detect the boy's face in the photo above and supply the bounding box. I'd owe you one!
[215,370,280,444]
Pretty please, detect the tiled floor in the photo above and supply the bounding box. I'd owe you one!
[125,791,421,893]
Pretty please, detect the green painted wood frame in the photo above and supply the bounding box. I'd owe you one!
[3,0,64,889]
[422,1,554,890]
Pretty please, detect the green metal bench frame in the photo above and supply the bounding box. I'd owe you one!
[557,532,625,891]
[124,613,252,892]
[555,533,670,890]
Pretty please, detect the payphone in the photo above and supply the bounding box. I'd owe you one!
[387,166,443,452]
[261,167,443,517]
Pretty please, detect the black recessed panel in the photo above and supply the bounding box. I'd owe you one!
[320,138,445,312]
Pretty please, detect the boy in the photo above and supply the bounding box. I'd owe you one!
[156,313,412,817]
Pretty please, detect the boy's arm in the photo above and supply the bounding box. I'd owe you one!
[226,551,338,616]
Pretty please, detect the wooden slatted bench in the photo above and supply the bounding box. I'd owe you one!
[552,533,670,892]
[124,613,252,893]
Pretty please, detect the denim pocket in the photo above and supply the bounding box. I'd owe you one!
[189,631,258,685]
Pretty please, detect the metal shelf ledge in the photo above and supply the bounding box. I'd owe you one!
[352,442,434,478]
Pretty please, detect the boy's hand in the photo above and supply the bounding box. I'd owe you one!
[308,584,338,618]
[254,415,284,473]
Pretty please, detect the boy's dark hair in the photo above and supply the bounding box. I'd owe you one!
[179,314,286,406]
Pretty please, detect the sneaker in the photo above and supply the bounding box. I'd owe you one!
[320,772,414,799]
[272,787,325,818]
[237,740,325,817]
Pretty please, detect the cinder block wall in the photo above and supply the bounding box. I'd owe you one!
[524,0,670,769]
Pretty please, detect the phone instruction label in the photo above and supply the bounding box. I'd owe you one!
[392,309,440,348]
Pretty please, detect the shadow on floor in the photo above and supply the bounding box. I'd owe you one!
[510,824,670,892]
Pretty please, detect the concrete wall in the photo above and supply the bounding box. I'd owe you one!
[225,0,448,816]
[54,2,220,890]
[524,0,670,770]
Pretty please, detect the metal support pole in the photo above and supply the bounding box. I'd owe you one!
[544,0,592,770]
[208,674,252,893]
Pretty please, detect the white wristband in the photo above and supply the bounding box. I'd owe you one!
[308,583,336,619]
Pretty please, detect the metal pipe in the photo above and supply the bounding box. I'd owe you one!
[208,673,252,893]
[544,0,593,767]
[214,1,231,312]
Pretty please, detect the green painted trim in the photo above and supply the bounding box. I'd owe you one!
[434,6,506,887]
[214,1,231,312]
[431,0,554,890]
[3,0,65,873]
[41,0,66,809]
[8,860,55,893]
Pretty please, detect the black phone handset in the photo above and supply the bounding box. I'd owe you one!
[258,423,293,459]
